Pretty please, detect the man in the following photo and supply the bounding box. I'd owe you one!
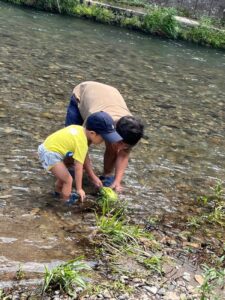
[65,81,144,192]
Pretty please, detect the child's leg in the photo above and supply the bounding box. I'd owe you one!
[50,162,73,201]
[55,179,63,194]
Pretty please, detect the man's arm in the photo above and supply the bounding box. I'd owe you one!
[111,150,130,192]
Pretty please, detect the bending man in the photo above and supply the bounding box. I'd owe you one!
[65,81,144,192]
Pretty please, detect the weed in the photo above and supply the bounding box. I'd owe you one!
[187,216,203,228]
[143,6,179,38]
[111,280,134,294]
[15,264,25,280]
[97,187,119,215]
[0,289,10,300]
[198,263,225,300]
[42,257,91,297]
[188,182,225,228]
[142,255,163,275]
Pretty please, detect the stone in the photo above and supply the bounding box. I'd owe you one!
[194,274,204,285]
[164,291,180,300]
[183,272,191,282]
[143,285,158,294]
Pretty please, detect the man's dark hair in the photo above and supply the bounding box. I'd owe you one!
[116,116,144,146]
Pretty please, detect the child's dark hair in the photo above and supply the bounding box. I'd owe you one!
[116,116,144,146]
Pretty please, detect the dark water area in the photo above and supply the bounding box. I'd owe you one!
[0,1,225,280]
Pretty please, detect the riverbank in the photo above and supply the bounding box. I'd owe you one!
[1,184,225,299]
[2,0,225,49]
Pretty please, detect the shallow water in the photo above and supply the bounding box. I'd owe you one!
[0,2,225,279]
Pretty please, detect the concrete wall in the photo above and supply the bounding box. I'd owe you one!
[148,0,225,19]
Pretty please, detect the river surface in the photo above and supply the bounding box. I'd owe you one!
[0,1,225,282]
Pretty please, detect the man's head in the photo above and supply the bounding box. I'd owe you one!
[116,116,144,146]
[86,111,122,144]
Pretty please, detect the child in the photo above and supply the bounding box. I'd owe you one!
[38,111,122,203]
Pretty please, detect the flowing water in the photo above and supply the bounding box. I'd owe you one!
[0,1,225,282]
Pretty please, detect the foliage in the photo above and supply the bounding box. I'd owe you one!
[0,290,10,300]
[120,16,142,30]
[98,0,149,8]
[97,187,119,215]
[188,181,225,228]
[143,6,179,38]
[180,21,225,49]
[73,4,115,23]
[42,257,91,297]
[198,262,225,300]
[3,0,79,13]
[15,264,25,280]
[142,255,163,274]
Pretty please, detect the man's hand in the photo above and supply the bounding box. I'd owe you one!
[77,189,86,202]
[110,181,123,193]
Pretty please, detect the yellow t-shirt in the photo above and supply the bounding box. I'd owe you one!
[43,125,88,164]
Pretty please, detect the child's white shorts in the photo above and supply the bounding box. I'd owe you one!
[38,144,63,171]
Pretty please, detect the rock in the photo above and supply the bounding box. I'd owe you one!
[183,242,200,248]
[157,288,166,295]
[118,294,129,300]
[120,275,129,283]
[102,290,111,298]
[143,286,158,294]
[164,291,180,300]
[194,274,204,285]
[183,272,191,282]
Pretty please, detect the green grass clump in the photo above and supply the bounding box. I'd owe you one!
[181,26,225,49]
[143,7,179,38]
[96,212,154,252]
[42,257,91,297]
[73,4,115,23]
[97,187,119,215]
[141,255,163,275]
[187,181,225,229]
[198,262,225,300]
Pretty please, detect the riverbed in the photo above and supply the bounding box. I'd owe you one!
[0,1,225,282]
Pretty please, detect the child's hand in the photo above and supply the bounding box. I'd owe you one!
[77,189,85,202]
[91,175,103,188]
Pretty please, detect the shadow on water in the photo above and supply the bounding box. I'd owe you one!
[0,1,225,282]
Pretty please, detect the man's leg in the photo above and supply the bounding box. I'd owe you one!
[65,94,83,126]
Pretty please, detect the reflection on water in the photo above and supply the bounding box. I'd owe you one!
[0,2,225,275]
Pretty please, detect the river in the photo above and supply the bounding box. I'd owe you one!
[0,1,225,281]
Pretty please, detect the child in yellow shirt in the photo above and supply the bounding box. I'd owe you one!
[38,112,122,203]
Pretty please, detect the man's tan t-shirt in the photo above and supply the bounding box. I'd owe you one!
[73,81,132,123]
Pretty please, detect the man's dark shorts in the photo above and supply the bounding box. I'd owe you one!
[65,94,84,126]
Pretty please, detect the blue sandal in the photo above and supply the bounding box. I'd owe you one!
[99,175,115,187]
[65,192,79,205]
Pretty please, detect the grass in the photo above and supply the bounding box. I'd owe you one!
[141,255,164,275]
[198,262,225,300]
[143,7,179,38]
[15,264,25,280]
[42,257,91,298]
[187,181,225,229]
[97,187,119,215]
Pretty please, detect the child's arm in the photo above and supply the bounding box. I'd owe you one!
[74,160,85,202]
[84,154,103,188]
